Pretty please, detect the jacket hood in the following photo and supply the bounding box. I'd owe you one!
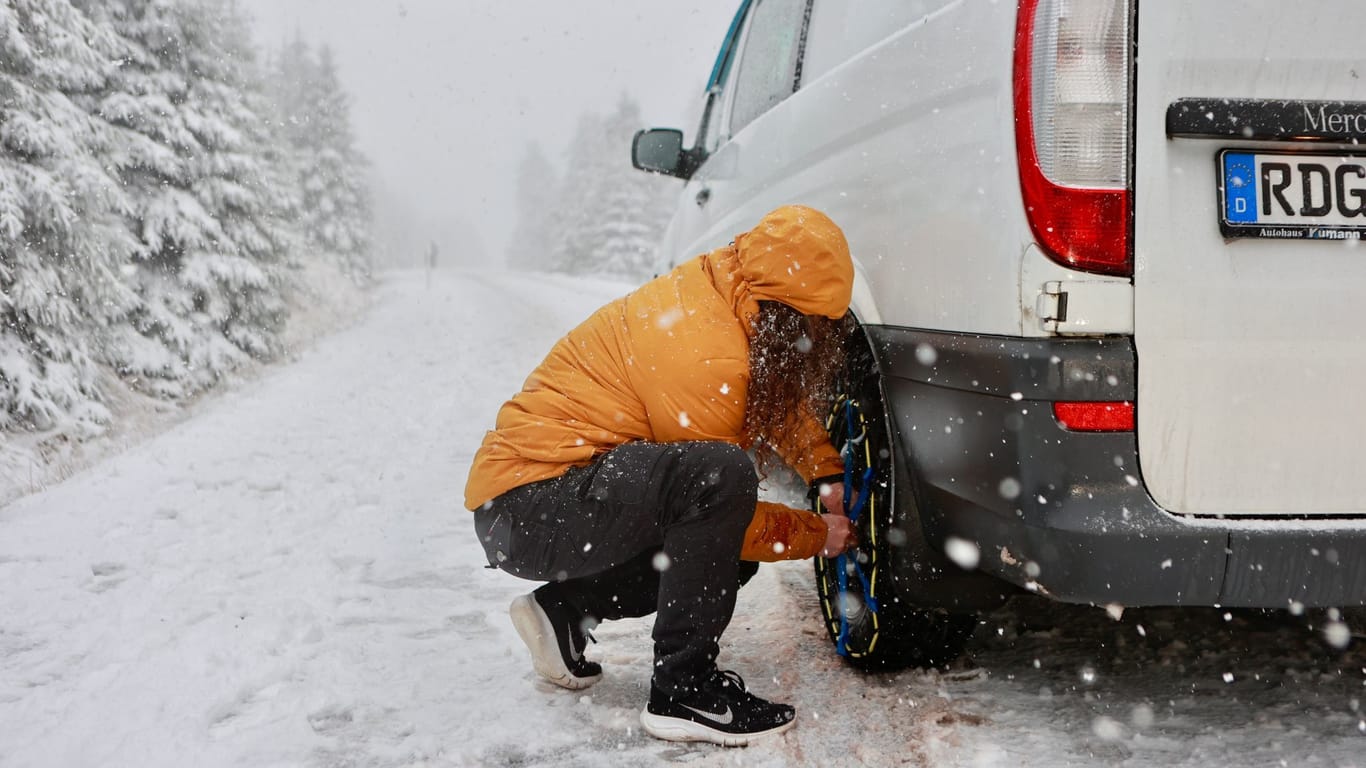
[726,205,853,325]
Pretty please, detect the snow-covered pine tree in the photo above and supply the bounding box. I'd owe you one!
[543,110,605,275]
[269,39,372,281]
[0,0,369,443]
[176,0,297,355]
[545,95,676,281]
[506,141,561,271]
[88,0,293,398]
[0,0,140,433]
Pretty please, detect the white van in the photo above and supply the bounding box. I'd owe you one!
[633,0,1366,669]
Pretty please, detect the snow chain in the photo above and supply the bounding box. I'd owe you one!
[815,395,881,658]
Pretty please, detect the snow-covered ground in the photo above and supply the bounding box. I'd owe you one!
[2,270,1363,768]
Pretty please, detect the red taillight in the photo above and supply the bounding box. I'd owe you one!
[1053,401,1135,432]
[1014,0,1134,276]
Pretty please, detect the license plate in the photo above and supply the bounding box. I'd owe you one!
[1219,149,1366,239]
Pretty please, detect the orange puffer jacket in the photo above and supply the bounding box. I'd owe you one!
[464,206,853,561]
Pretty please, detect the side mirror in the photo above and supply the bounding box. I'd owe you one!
[631,128,701,180]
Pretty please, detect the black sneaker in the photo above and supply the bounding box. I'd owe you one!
[508,591,602,690]
[639,670,796,746]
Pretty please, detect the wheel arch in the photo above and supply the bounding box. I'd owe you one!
[845,316,1015,613]
[847,261,882,328]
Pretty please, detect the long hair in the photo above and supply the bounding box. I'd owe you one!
[744,300,852,474]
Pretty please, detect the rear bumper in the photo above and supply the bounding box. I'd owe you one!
[867,326,1366,608]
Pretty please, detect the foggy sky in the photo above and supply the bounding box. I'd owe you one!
[237,0,737,268]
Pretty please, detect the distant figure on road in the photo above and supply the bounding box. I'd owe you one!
[465,205,859,747]
[425,241,439,288]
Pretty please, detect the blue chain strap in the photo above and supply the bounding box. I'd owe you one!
[834,397,878,656]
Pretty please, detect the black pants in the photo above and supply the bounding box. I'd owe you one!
[473,441,760,696]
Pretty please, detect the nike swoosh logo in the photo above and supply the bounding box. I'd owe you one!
[681,704,734,725]
[564,625,583,662]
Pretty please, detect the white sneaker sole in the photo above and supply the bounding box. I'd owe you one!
[639,709,796,747]
[509,594,601,690]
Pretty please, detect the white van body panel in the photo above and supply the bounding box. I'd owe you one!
[1134,2,1366,515]
[637,0,1366,612]
[651,0,1366,521]
[657,0,1037,336]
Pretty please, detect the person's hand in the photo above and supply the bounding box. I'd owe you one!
[816,480,857,517]
[819,513,858,558]
[815,480,860,556]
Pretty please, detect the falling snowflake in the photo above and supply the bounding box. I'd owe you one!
[944,537,980,569]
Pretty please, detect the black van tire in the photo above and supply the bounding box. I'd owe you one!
[813,328,978,671]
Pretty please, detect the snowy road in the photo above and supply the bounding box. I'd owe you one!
[1,271,1363,767]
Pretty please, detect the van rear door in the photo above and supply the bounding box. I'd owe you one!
[1133,2,1366,516]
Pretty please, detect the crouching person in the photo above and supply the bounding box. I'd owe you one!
[465,206,859,746]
